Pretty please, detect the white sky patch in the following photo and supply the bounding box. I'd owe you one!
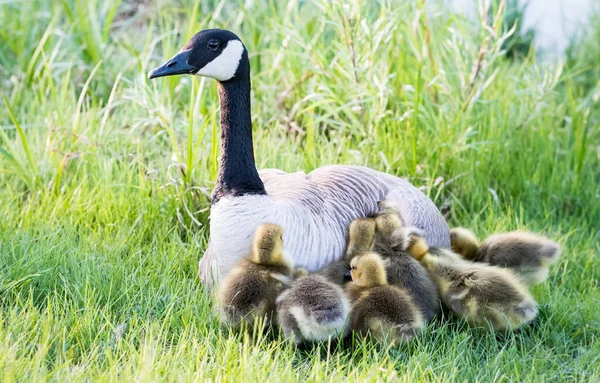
[445,0,594,55]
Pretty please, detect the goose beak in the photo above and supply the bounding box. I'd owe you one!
[148,50,196,79]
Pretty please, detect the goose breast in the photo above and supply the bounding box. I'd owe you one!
[200,165,449,290]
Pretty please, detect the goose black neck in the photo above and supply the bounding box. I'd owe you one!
[212,70,266,203]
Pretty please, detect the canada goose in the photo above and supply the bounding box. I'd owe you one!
[372,212,440,322]
[148,29,450,290]
[346,252,425,344]
[450,229,561,286]
[276,274,350,344]
[217,223,293,329]
[407,236,538,331]
[318,218,376,285]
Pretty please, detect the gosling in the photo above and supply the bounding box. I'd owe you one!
[372,211,440,323]
[408,235,538,331]
[217,223,294,330]
[346,252,425,345]
[450,228,561,286]
[277,274,350,344]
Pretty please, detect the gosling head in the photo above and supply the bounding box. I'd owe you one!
[406,231,429,261]
[250,223,293,268]
[148,29,248,82]
[375,210,425,251]
[375,212,403,238]
[450,227,480,259]
[347,218,376,254]
[350,252,388,288]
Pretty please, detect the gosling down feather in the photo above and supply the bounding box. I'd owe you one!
[149,29,450,290]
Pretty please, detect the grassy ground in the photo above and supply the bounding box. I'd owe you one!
[1,0,599,381]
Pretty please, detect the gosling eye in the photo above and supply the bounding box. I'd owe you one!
[351,266,356,270]
[208,39,220,51]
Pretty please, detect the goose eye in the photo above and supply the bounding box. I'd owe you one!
[207,39,220,50]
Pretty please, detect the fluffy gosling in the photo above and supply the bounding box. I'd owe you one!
[217,223,294,330]
[450,228,561,286]
[372,212,440,323]
[408,235,538,331]
[277,274,350,344]
[346,252,425,345]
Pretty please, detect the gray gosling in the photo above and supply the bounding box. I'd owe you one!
[346,252,425,345]
[408,235,538,331]
[277,274,350,344]
[372,211,440,323]
[217,223,294,330]
[450,228,561,286]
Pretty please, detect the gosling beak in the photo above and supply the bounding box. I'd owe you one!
[148,50,196,79]
[343,270,352,282]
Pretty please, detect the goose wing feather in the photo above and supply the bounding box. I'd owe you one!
[261,165,449,248]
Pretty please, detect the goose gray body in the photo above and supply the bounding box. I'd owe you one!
[200,165,450,290]
[148,29,450,291]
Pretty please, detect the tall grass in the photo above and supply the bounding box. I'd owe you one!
[0,0,599,381]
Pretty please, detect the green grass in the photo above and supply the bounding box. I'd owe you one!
[1,0,599,381]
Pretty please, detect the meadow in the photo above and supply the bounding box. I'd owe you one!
[0,0,599,381]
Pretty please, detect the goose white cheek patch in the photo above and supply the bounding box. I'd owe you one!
[196,40,244,81]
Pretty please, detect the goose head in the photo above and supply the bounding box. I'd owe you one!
[148,28,266,203]
[148,29,248,82]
